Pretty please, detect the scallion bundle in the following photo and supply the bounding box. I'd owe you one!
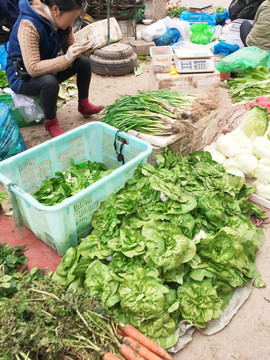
[101,90,197,135]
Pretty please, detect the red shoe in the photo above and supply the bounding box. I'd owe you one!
[79,98,104,118]
[44,117,65,137]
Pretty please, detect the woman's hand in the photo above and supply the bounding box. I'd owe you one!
[65,42,92,63]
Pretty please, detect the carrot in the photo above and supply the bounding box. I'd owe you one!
[103,353,122,360]
[122,336,164,360]
[119,343,146,360]
[122,324,172,360]
[117,327,125,336]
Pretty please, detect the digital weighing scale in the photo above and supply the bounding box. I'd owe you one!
[173,48,215,74]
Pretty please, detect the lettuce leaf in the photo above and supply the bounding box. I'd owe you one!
[142,220,196,270]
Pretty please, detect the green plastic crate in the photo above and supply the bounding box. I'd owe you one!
[0,93,44,127]
[0,122,152,255]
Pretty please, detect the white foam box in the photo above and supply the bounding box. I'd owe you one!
[74,17,123,49]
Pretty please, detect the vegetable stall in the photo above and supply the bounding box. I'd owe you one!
[1,85,270,357]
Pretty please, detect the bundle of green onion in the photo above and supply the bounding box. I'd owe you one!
[101,90,197,135]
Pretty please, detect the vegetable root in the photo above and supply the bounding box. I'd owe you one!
[103,353,122,360]
[122,336,164,360]
[117,327,125,336]
[119,343,146,360]
[122,324,172,360]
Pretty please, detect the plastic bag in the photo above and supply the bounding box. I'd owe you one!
[173,40,212,53]
[154,28,181,46]
[141,20,167,42]
[214,10,230,26]
[190,23,216,45]
[0,43,8,71]
[216,46,270,73]
[0,101,26,161]
[162,16,190,42]
[180,10,216,26]
[213,41,239,56]
[9,92,44,123]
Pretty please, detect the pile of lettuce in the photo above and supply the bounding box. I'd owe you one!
[53,148,266,349]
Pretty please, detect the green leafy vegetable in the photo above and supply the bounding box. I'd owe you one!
[168,6,187,18]
[53,147,266,349]
[119,268,169,317]
[33,159,115,206]
[142,220,196,270]
[0,244,28,298]
[177,279,224,328]
[229,66,270,102]
[0,71,8,88]
[240,105,269,140]
[84,260,120,307]
[134,63,144,76]
[108,224,145,258]
[0,191,9,207]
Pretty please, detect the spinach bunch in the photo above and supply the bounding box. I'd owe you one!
[33,160,115,206]
[0,244,28,298]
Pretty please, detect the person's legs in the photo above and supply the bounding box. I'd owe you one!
[56,56,91,99]
[20,74,64,137]
[20,74,58,119]
[56,56,104,117]
[240,21,253,47]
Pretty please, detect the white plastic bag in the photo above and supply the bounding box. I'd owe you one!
[141,20,167,42]
[163,17,190,42]
[7,90,44,123]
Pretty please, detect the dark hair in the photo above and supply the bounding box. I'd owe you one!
[41,0,83,13]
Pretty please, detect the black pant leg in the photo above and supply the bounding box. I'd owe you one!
[56,56,92,100]
[240,21,253,47]
[19,74,59,120]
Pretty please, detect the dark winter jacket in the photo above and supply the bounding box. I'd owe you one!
[6,0,69,93]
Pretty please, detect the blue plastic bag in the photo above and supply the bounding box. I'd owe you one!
[180,10,216,26]
[213,41,239,56]
[154,28,181,46]
[0,43,9,71]
[0,101,27,161]
[214,10,229,26]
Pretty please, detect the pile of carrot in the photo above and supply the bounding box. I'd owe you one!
[103,324,173,360]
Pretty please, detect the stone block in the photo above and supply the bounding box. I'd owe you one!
[124,38,155,56]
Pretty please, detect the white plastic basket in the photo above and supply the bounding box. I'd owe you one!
[150,46,173,72]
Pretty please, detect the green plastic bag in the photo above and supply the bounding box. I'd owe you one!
[216,46,270,73]
[190,23,216,45]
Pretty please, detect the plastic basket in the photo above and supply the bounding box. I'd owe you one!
[150,46,173,73]
[0,93,44,127]
[0,122,152,255]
